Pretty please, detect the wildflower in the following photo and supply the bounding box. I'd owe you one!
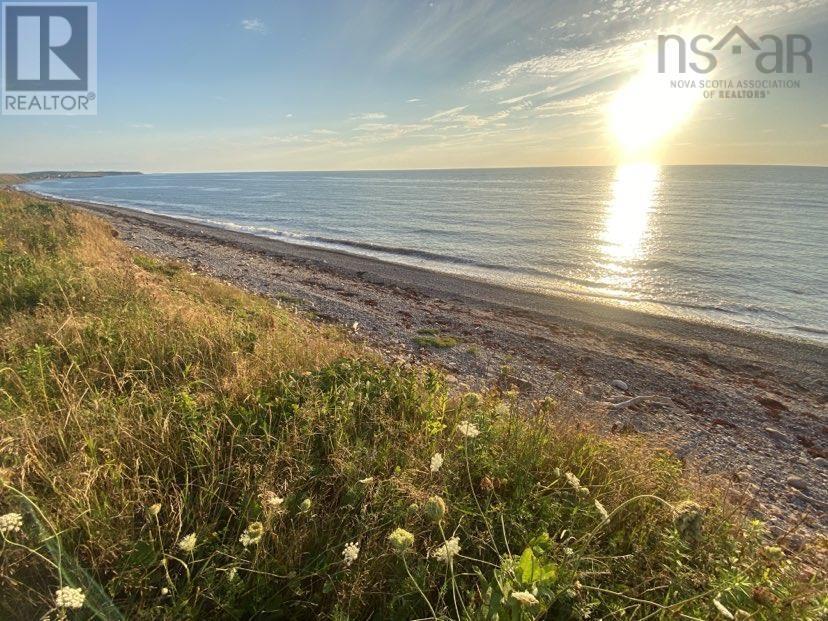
[260,491,285,512]
[430,452,443,473]
[462,392,482,407]
[0,512,23,534]
[226,567,239,582]
[479,476,495,493]
[342,541,360,567]
[298,497,312,513]
[565,472,589,495]
[713,598,735,620]
[673,500,704,543]
[594,499,609,521]
[239,521,264,547]
[457,420,480,438]
[177,532,197,553]
[431,536,461,562]
[55,586,85,609]
[358,477,374,485]
[762,545,785,561]
[510,590,539,606]
[147,503,161,518]
[388,527,415,553]
[423,496,446,523]
[494,402,510,417]
[160,587,169,596]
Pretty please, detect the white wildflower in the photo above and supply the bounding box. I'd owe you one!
[239,522,264,547]
[431,536,461,562]
[0,512,23,534]
[147,503,161,518]
[594,499,609,521]
[298,497,312,513]
[260,491,285,512]
[55,586,85,609]
[423,496,447,523]
[177,532,197,553]
[430,452,443,473]
[713,598,735,620]
[494,402,510,417]
[226,567,239,582]
[342,541,360,567]
[160,587,169,596]
[457,420,480,438]
[388,527,415,553]
[358,477,374,484]
[510,590,539,606]
[565,472,589,495]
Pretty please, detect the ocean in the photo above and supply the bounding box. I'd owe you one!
[25,165,828,342]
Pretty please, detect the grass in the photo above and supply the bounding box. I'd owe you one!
[415,329,460,349]
[0,189,824,620]
[0,174,25,187]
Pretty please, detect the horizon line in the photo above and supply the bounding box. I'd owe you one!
[11,162,828,176]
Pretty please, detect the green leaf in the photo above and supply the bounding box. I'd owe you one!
[517,547,558,586]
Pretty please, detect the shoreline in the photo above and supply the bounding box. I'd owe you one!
[20,187,826,349]
[18,188,827,536]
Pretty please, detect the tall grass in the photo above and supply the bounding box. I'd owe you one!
[0,190,824,620]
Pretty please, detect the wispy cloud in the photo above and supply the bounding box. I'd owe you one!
[425,105,468,122]
[406,98,422,103]
[351,112,387,121]
[129,123,154,129]
[241,18,266,33]
[534,92,609,118]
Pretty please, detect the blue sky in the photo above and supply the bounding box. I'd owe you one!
[1,0,827,171]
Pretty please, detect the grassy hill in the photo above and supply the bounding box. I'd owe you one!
[0,171,141,187]
[0,189,823,619]
[0,174,25,186]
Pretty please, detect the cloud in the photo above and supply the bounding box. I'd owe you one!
[498,87,555,106]
[534,92,609,117]
[129,123,154,129]
[351,112,387,120]
[423,105,522,130]
[241,18,266,33]
[425,105,468,122]
[406,98,422,103]
[311,129,337,135]
[285,113,293,118]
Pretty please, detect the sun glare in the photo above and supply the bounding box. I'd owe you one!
[601,162,660,264]
[608,47,702,157]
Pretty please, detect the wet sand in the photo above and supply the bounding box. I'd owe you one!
[27,190,827,540]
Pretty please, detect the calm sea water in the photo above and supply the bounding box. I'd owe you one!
[26,165,828,342]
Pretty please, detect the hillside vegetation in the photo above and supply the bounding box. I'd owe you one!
[0,189,824,619]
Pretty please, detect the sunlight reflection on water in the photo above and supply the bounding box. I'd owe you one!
[598,163,660,293]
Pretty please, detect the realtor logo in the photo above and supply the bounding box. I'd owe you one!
[2,2,97,115]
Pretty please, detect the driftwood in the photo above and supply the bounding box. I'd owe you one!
[608,394,671,411]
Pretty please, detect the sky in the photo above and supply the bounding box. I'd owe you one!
[1,0,826,172]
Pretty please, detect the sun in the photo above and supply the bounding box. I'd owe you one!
[608,47,702,157]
